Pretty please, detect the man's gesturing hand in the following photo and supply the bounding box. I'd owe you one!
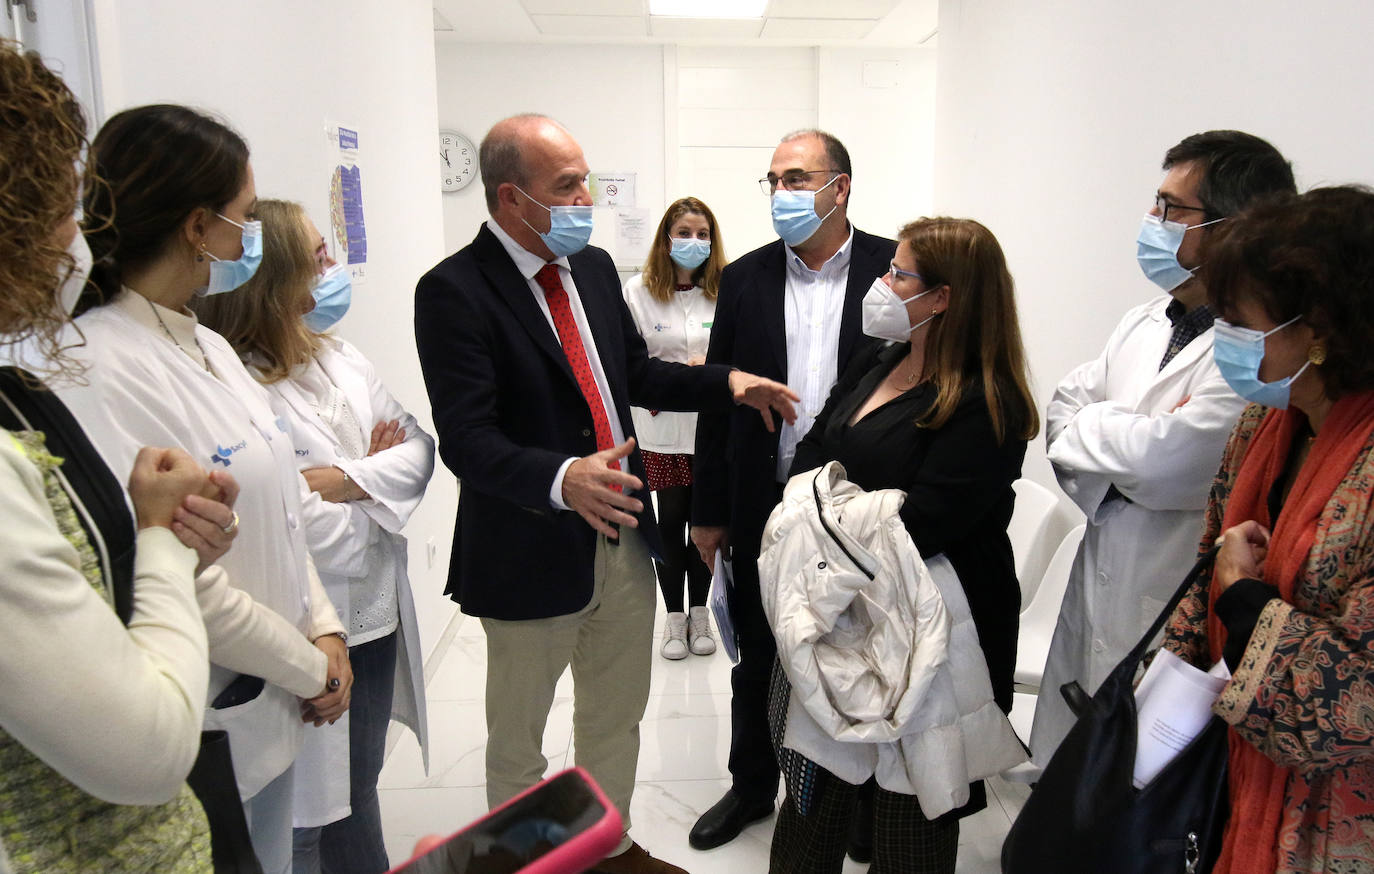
[561,438,645,538]
[728,371,801,433]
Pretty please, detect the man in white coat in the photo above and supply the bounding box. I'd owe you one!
[1030,130,1297,766]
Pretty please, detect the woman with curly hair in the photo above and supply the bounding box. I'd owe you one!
[1162,185,1374,873]
[0,40,224,873]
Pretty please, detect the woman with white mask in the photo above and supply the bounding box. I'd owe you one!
[194,199,435,874]
[769,218,1038,873]
[55,104,354,874]
[621,197,724,660]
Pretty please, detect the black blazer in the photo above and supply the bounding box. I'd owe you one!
[415,225,734,620]
[691,228,896,554]
[791,342,1028,711]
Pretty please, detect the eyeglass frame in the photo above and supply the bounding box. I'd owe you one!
[1153,192,1211,224]
[759,168,842,195]
[888,261,924,283]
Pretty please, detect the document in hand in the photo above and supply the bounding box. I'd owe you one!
[1131,649,1230,788]
[709,553,739,664]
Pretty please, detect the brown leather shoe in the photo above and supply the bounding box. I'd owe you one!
[590,841,690,874]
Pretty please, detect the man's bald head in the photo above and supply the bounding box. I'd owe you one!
[480,114,573,212]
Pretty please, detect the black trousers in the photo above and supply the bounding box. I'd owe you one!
[767,661,959,874]
[653,484,711,613]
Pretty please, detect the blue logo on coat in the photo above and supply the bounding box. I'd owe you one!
[211,439,248,467]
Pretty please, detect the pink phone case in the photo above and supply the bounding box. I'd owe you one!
[387,767,623,874]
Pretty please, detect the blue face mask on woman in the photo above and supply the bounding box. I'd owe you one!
[669,238,711,271]
[1212,315,1310,409]
[1135,214,1225,292]
[514,186,594,257]
[771,174,839,247]
[302,263,352,333]
[198,213,263,296]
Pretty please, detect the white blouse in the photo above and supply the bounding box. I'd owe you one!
[621,273,717,455]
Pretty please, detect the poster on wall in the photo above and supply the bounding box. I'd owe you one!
[326,122,368,284]
[614,207,652,267]
[591,172,637,207]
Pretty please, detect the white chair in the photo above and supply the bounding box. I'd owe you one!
[1007,478,1062,608]
[1013,523,1086,691]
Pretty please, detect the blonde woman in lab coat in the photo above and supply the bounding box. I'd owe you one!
[195,199,434,874]
[60,105,354,874]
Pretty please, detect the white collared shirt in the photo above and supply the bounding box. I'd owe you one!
[486,220,627,509]
[778,225,854,481]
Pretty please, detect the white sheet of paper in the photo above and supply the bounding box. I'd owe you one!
[710,553,739,664]
[1132,649,1230,787]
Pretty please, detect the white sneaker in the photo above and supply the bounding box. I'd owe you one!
[661,612,689,660]
[688,606,716,656]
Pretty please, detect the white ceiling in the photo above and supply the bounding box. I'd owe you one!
[432,0,938,47]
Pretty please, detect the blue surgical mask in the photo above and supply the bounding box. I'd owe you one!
[1212,315,1310,409]
[197,213,263,296]
[1135,213,1224,292]
[303,264,352,333]
[771,174,839,247]
[515,186,594,257]
[669,238,710,271]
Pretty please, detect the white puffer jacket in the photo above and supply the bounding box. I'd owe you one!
[760,462,1025,817]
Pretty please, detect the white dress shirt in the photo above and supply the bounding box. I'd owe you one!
[777,226,854,481]
[486,220,627,509]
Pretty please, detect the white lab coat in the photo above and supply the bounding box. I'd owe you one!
[621,274,715,454]
[53,291,341,799]
[1030,294,1247,765]
[262,338,434,827]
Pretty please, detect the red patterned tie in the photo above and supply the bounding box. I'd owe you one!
[535,265,619,471]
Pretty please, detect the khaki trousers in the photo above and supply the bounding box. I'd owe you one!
[480,528,655,843]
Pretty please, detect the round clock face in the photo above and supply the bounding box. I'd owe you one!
[439,129,477,192]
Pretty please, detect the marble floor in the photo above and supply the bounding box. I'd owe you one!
[378,604,1029,873]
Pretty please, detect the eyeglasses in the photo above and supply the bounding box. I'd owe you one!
[759,169,840,195]
[888,261,924,283]
[1153,193,1209,224]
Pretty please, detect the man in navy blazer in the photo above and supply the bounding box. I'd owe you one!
[414,114,796,874]
[689,130,897,853]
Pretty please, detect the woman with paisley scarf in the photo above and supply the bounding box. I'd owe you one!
[1163,185,1374,873]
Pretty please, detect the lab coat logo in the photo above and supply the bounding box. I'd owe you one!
[211,439,248,467]
[653,322,671,332]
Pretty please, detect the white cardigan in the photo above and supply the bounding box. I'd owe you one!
[621,273,716,455]
[0,432,206,805]
[759,462,1025,817]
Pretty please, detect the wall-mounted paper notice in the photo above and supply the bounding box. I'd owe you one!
[614,207,652,267]
[1132,649,1230,788]
[591,173,636,207]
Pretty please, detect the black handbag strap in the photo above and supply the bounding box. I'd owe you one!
[1125,545,1220,670]
[0,366,138,624]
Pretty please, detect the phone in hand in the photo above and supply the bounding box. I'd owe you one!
[387,768,623,874]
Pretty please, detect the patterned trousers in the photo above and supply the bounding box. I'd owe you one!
[767,661,959,874]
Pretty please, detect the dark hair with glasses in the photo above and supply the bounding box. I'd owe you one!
[1162,130,1296,222]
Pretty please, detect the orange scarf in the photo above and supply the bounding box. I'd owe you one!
[1206,390,1374,873]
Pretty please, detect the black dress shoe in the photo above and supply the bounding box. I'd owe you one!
[688,789,774,850]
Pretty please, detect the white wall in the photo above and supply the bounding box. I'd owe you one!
[88,0,458,661]
[933,0,1374,492]
[435,42,935,267]
[434,42,666,267]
